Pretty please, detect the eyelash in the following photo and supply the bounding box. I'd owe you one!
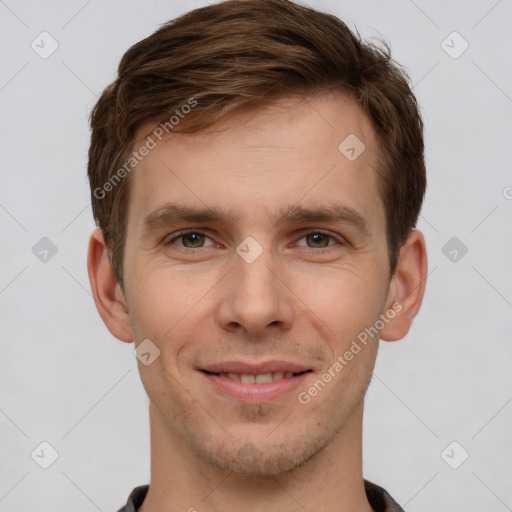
[165,229,345,252]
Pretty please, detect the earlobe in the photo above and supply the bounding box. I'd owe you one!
[87,228,133,342]
[380,229,428,342]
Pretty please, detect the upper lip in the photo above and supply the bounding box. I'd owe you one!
[200,360,311,375]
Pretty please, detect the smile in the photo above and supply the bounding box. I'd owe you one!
[200,368,313,403]
[203,370,309,383]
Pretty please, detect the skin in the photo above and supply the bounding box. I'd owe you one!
[88,91,427,512]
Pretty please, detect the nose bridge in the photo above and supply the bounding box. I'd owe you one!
[235,237,280,306]
[237,245,275,297]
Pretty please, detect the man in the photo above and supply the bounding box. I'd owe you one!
[86,0,427,510]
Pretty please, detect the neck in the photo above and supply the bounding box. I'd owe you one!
[139,402,374,512]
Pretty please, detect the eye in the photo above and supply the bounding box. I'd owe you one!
[164,229,345,252]
[166,230,215,249]
[295,230,343,249]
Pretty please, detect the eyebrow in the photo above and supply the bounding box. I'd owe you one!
[141,202,370,238]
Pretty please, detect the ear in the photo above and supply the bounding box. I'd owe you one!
[87,228,133,342]
[380,229,428,341]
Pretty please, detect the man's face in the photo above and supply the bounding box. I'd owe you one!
[121,91,393,476]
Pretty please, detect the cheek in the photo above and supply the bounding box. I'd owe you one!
[127,249,182,309]
[125,263,215,358]
[292,264,388,346]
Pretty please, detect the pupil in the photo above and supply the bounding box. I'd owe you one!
[308,233,328,248]
[184,233,203,247]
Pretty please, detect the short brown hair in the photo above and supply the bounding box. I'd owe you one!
[87,0,426,290]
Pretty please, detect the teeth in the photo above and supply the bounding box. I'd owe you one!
[217,371,299,383]
[255,373,273,383]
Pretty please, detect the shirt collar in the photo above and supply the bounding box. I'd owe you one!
[118,480,404,512]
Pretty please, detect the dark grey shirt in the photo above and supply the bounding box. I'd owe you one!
[117,480,404,511]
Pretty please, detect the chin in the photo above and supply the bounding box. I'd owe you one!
[193,428,331,477]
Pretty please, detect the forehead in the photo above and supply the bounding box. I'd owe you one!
[127,91,384,236]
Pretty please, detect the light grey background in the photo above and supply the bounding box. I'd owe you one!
[1,0,511,511]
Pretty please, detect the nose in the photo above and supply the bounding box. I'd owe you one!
[215,244,295,337]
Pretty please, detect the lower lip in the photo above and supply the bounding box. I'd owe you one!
[201,371,311,403]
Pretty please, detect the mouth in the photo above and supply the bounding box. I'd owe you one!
[199,362,314,403]
[201,369,312,383]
